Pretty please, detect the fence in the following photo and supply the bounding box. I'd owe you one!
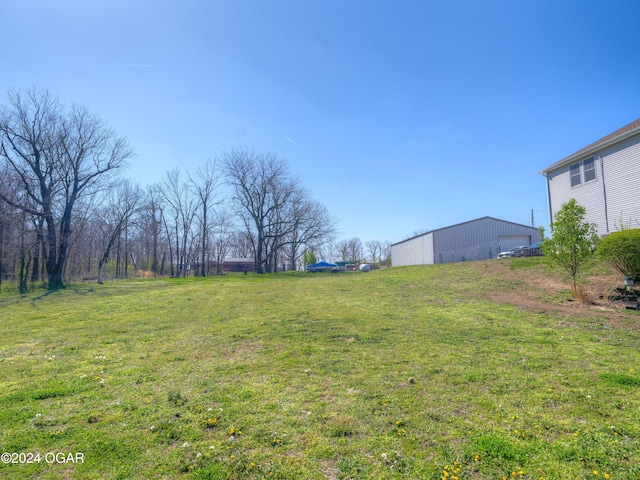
[434,241,501,264]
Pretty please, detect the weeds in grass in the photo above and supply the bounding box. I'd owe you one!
[573,284,596,304]
[0,264,639,478]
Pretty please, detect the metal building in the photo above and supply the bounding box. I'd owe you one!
[391,216,541,266]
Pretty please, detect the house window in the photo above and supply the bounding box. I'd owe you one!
[570,163,581,187]
[583,157,596,182]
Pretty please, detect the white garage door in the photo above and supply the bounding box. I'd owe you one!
[498,235,531,252]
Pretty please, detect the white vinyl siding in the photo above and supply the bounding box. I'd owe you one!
[546,133,640,236]
[600,137,640,231]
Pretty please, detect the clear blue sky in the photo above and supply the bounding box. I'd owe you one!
[2,0,639,244]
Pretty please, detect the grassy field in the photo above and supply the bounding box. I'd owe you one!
[0,258,639,479]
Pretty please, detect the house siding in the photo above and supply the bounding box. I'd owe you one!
[601,135,640,231]
[546,134,640,235]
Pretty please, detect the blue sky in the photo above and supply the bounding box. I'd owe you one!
[2,0,639,244]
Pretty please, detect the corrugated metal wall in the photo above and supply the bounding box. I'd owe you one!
[391,232,434,266]
[547,135,640,236]
[391,218,540,266]
[433,217,538,264]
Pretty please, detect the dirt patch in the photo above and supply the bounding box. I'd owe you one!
[460,259,640,328]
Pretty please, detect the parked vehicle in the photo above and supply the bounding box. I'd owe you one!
[527,241,543,256]
[497,246,529,258]
[497,242,544,258]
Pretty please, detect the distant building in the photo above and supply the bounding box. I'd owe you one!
[540,118,640,236]
[391,216,540,266]
[222,258,255,273]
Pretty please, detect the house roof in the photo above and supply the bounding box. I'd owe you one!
[540,117,640,175]
[391,216,537,246]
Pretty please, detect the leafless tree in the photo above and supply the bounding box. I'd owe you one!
[381,240,392,266]
[0,88,133,289]
[227,230,255,259]
[262,176,302,272]
[161,169,197,277]
[335,237,363,263]
[140,185,165,276]
[284,197,337,270]
[366,240,384,263]
[222,150,294,273]
[0,164,21,285]
[188,159,221,276]
[95,180,141,283]
[210,208,233,275]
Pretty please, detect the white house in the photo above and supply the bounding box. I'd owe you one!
[391,216,540,266]
[540,118,640,236]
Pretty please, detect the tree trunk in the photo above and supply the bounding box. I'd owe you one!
[31,218,43,283]
[45,212,64,290]
[97,261,105,284]
[201,204,207,277]
[0,222,4,287]
[124,220,129,279]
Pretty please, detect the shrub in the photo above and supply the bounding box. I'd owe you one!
[597,228,640,281]
[542,199,599,296]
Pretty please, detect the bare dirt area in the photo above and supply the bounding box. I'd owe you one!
[463,259,640,330]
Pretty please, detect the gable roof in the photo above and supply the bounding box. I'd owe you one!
[540,117,640,175]
[391,216,537,246]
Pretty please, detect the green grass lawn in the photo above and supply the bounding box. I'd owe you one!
[1,260,639,479]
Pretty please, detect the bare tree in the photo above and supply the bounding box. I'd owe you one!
[227,229,255,259]
[335,237,363,263]
[222,150,293,274]
[285,197,337,270]
[0,164,21,286]
[188,159,221,276]
[210,208,233,275]
[366,240,384,263]
[96,180,141,283]
[161,169,197,277]
[0,88,133,289]
[381,240,392,266]
[141,185,165,276]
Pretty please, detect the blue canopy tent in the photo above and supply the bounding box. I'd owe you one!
[306,261,338,272]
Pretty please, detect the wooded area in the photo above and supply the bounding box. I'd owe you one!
[0,88,391,291]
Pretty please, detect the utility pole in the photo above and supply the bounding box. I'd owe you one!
[531,209,535,228]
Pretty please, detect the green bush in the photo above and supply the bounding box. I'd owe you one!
[597,228,640,281]
[542,199,599,293]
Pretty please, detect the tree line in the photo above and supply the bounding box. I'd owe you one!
[0,88,390,291]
